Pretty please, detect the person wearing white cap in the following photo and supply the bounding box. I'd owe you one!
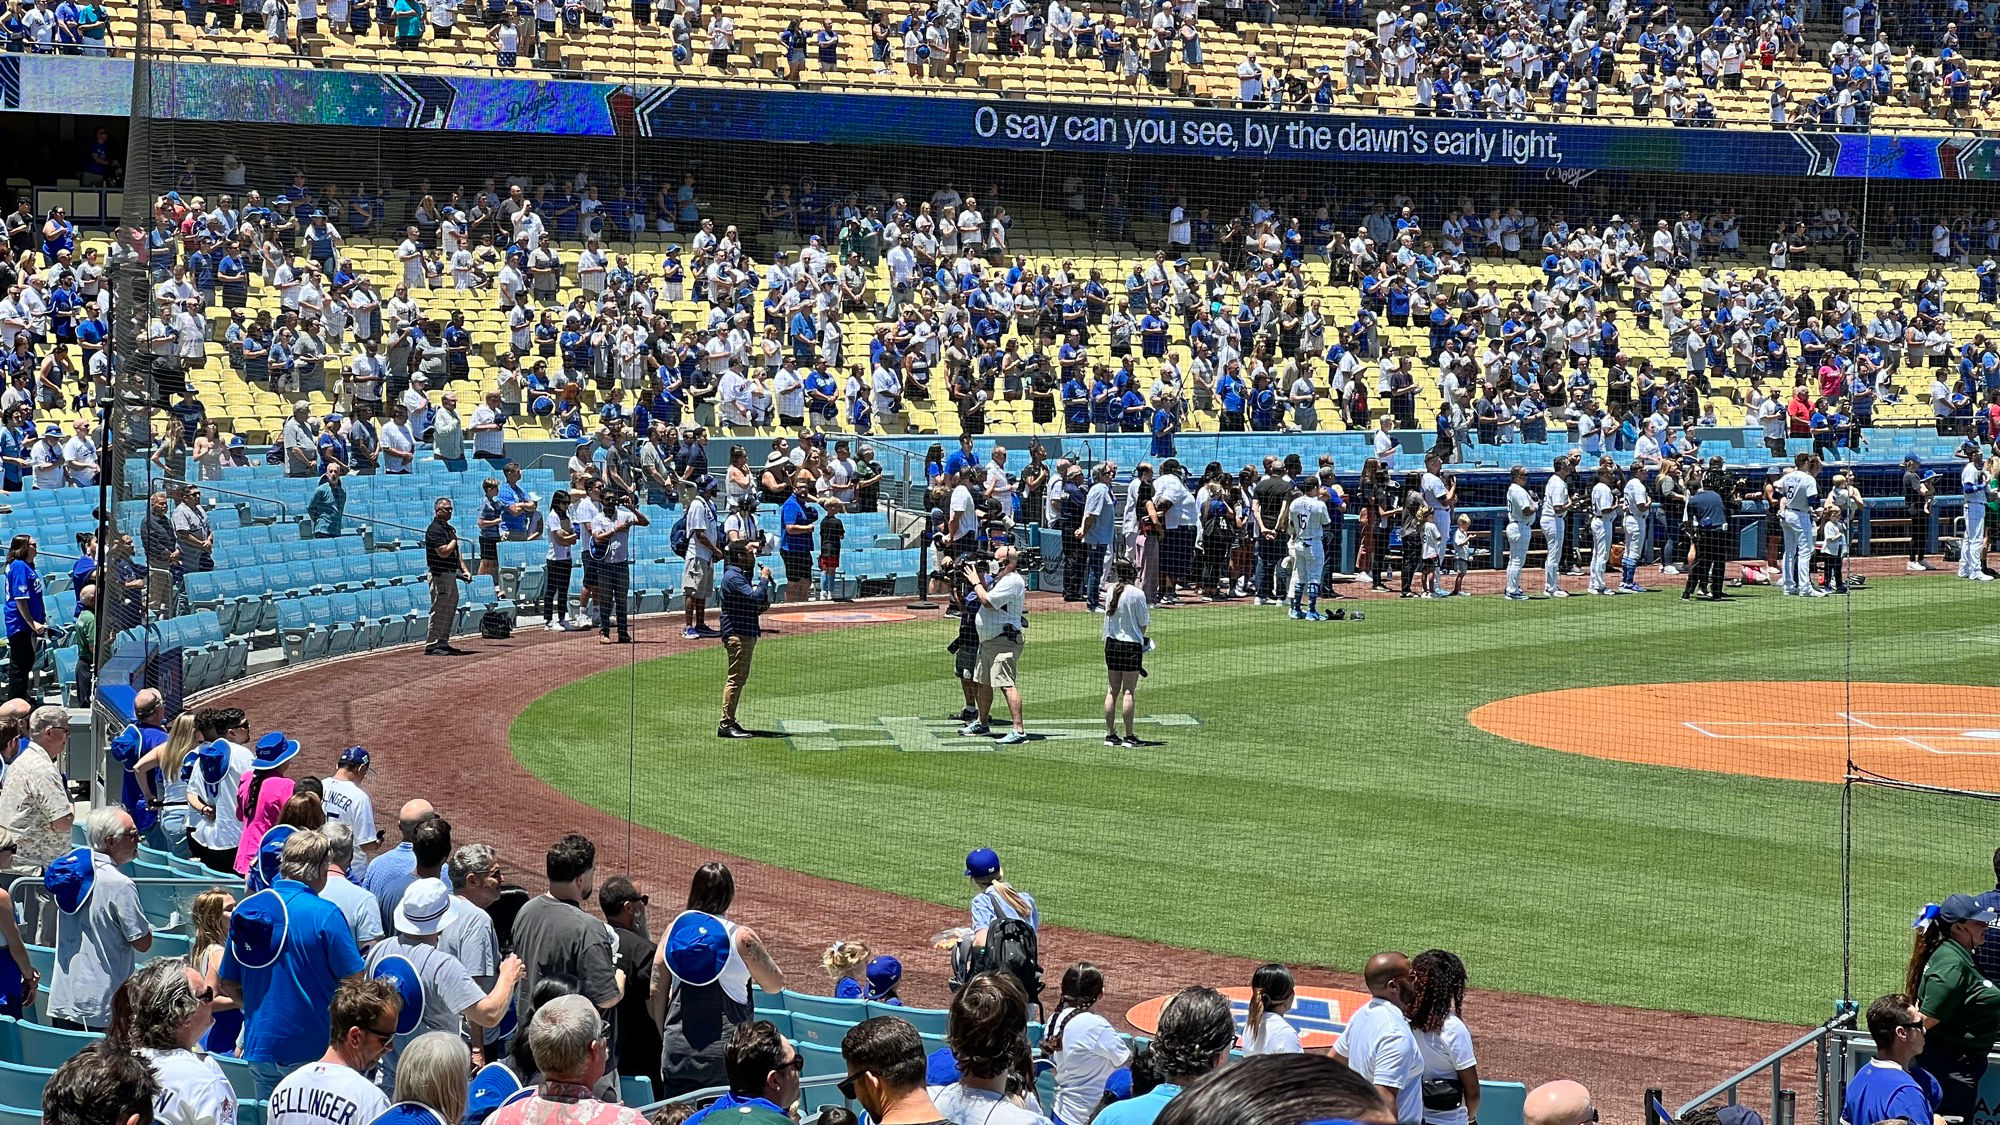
[363,876,522,1092]
[1958,440,1993,580]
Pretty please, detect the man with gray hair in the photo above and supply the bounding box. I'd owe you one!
[319,822,383,951]
[491,994,647,1125]
[444,842,503,1064]
[119,957,236,1125]
[47,806,151,1030]
[220,829,366,1099]
[0,703,73,869]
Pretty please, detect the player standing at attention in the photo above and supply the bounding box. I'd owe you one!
[1538,458,1572,598]
[1588,462,1620,595]
[1286,477,1332,621]
[1777,452,1823,596]
[1958,440,1993,581]
[1419,453,1455,597]
[1620,461,1654,593]
[1502,466,1535,601]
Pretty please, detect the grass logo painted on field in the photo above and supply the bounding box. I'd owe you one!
[778,714,1201,752]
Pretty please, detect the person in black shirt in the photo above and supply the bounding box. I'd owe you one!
[1055,465,1087,600]
[424,496,472,655]
[597,875,661,1096]
[1250,460,1292,604]
[1902,454,1934,570]
[1682,472,1730,601]
[140,490,179,619]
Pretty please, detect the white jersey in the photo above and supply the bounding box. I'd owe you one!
[268,1062,389,1125]
[1289,495,1332,549]
[138,1047,237,1125]
[1623,477,1651,517]
[1540,476,1570,522]
[319,777,376,877]
[1591,481,1618,517]
[1965,461,1987,499]
[1505,483,1536,524]
[1778,468,1818,513]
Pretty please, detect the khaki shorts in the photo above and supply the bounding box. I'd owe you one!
[682,555,715,600]
[974,634,1022,689]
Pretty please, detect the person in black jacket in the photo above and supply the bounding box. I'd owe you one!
[1055,465,1087,600]
[717,541,772,739]
[1682,470,1731,601]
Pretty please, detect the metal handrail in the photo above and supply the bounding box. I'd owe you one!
[117,46,2000,138]
[1674,1010,1854,1121]
[149,477,297,521]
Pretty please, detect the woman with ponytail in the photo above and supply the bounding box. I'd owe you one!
[964,847,1038,936]
[1044,962,1130,1125]
[1408,950,1479,1125]
[1102,558,1151,748]
[1908,893,2000,1118]
[1239,964,1300,1056]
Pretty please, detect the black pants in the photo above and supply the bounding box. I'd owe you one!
[1255,537,1284,599]
[1060,534,1086,598]
[542,558,573,621]
[597,562,631,639]
[1905,505,1926,559]
[1683,527,1726,598]
[5,628,35,705]
[1200,534,1234,588]
[190,835,238,874]
[1370,522,1392,586]
[1916,1043,1990,1119]
[1399,533,1421,593]
[1163,526,1197,588]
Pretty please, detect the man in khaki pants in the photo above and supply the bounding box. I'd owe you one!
[716,540,772,739]
[423,496,472,656]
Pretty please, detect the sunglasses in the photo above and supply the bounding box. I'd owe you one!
[363,1024,399,1043]
[191,986,215,1003]
[837,1075,860,1102]
[777,1055,805,1075]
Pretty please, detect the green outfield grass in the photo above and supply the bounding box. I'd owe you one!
[512,578,1993,1024]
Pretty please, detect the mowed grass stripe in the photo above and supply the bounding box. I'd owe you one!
[515,578,1985,1023]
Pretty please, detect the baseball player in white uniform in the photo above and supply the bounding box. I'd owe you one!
[1588,464,1620,595]
[1539,460,1573,598]
[1620,463,1654,593]
[1503,466,1536,601]
[1958,441,1992,580]
[1420,454,1455,595]
[1286,477,1333,620]
[1776,452,1823,595]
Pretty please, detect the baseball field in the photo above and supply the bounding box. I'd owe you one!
[511,576,1992,1027]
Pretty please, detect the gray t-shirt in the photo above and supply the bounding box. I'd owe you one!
[511,895,620,1021]
[49,856,149,1027]
[440,895,499,985]
[364,936,485,1085]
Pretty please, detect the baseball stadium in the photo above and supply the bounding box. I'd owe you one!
[2,5,2000,1125]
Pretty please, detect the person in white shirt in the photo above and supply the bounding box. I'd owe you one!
[122,958,238,1125]
[1776,452,1822,595]
[321,746,379,880]
[962,545,1029,746]
[1407,950,1479,1125]
[62,421,99,488]
[1619,464,1654,593]
[1539,458,1574,598]
[947,468,980,549]
[1502,466,1536,601]
[1044,962,1133,1122]
[1958,441,1991,581]
[267,976,400,1125]
[1334,952,1423,1125]
[1240,963,1303,1056]
[1285,476,1332,620]
[1100,559,1151,748]
[1586,463,1619,595]
[396,227,425,292]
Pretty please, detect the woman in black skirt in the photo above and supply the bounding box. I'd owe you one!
[1102,559,1152,748]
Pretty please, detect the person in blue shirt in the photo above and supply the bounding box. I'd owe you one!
[1248,373,1280,432]
[1150,399,1178,459]
[777,473,818,603]
[717,541,773,739]
[1138,307,1169,359]
[1845,993,1942,1125]
[943,434,978,478]
[1217,362,1246,431]
[5,534,47,703]
[1094,986,1236,1125]
[1061,372,1089,434]
[1118,385,1148,432]
[219,828,368,1098]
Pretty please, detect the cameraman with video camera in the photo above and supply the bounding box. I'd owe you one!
[960,544,1029,746]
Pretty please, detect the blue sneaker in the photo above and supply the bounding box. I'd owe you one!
[681,627,700,640]
[1503,591,1529,601]
[1305,611,1324,621]
[1288,608,1306,620]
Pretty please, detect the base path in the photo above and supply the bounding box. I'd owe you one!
[1471,681,2000,789]
[212,596,1800,1122]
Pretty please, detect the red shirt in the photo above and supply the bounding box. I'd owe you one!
[1787,396,1812,436]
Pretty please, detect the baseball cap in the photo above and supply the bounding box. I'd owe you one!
[694,473,719,495]
[865,955,902,1000]
[337,745,371,768]
[1939,893,1997,925]
[964,847,1001,879]
[292,400,310,413]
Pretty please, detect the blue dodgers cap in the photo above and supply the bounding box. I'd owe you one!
[371,1104,451,1125]
[249,824,296,894]
[337,745,371,768]
[45,848,94,914]
[374,952,427,1034]
[464,1061,524,1125]
[252,731,299,771]
[694,473,719,495]
[1939,893,1998,925]
[964,847,1001,879]
[108,724,143,765]
[228,887,290,970]
[925,1044,959,1086]
[865,955,902,1000]
[663,910,731,986]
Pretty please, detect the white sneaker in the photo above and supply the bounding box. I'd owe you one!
[1978,573,1997,582]
[1547,589,1570,598]
[1907,560,1926,571]
[1660,565,1680,575]
[545,621,563,631]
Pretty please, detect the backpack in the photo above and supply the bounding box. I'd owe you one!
[669,513,691,557]
[953,891,1043,1012]
[479,610,513,638]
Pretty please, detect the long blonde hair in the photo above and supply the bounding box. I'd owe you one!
[191,888,234,963]
[977,872,1034,920]
[823,940,869,983]
[160,714,198,793]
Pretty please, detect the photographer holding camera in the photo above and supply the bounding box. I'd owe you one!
[589,489,649,644]
[960,545,1030,747]
[717,540,775,740]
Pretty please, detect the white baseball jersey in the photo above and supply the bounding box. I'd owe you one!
[1778,468,1819,513]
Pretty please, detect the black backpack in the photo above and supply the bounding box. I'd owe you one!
[954,897,1043,1014]
[479,610,512,639]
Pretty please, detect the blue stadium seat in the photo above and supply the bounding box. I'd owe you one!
[752,1009,792,1038]
[619,1076,654,1106]
[327,593,364,654]
[1479,1080,1528,1125]
[13,1019,100,1069]
[0,1103,36,1125]
[794,1041,847,1085]
[788,1013,852,1049]
[0,1059,54,1109]
[214,1052,258,1098]
[871,1002,946,1036]
[782,992,867,1022]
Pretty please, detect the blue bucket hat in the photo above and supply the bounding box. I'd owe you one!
[249,824,296,895]
[865,955,902,1000]
[925,1045,959,1086]
[45,848,95,914]
[663,910,731,986]
[228,887,290,970]
[464,1062,525,1125]
[374,953,426,1035]
[371,1105,450,1125]
[108,724,143,767]
[252,732,299,771]
[194,739,230,785]
[964,847,1001,879]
